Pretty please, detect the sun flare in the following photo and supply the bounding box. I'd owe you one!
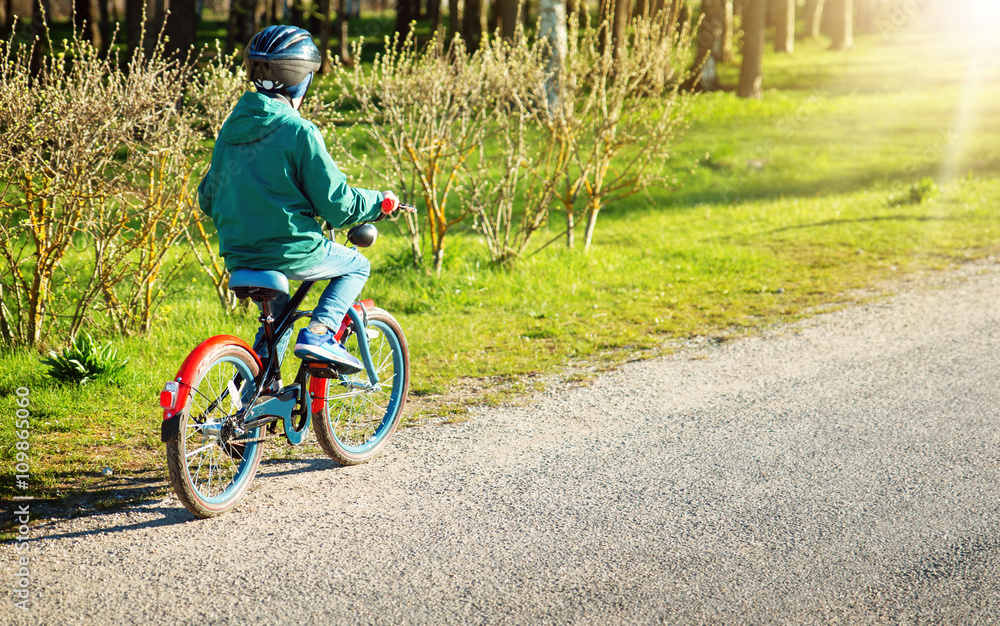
[951,0,1000,35]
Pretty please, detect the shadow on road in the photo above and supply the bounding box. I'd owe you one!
[11,456,346,542]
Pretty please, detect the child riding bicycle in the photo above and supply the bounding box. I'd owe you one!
[197,25,414,373]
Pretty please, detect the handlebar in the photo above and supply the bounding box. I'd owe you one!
[382,196,417,214]
[344,203,416,248]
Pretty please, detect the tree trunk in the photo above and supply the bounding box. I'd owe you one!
[737,0,765,99]
[126,0,143,59]
[582,201,599,252]
[612,0,633,61]
[99,0,111,53]
[226,0,239,52]
[146,0,166,53]
[4,0,13,32]
[598,0,610,50]
[448,0,459,41]
[340,19,351,60]
[497,0,518,40]
[855,0,876,34]
[317,0,332,72]
[228,0,259,52]
[290,0,304,26]
[427,0,441,32]
[30,0,50,76]
[396,0,417,41]
[335,0,351,63]
[774,0,793,52]
[245,0,261,42]
[721,0,734,62]
[566,209,575,249]
[829,0,852,49]
[820,0,836,36]
[803,0,825,38]
[539,0,567,108]
[696,0,724,91]
[164,0,197,61]
[461,0,485,50]
[74,0,103,46]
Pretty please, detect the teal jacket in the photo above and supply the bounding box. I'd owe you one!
[198,91,383,272]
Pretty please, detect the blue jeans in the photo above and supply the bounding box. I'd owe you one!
[254,241,370,363]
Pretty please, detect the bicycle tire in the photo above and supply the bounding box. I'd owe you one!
[165,341,264,518]
[310,308,410,465]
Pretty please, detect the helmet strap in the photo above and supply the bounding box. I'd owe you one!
[256,73,313,110]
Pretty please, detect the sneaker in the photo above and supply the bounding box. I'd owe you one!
[293,328,363,374]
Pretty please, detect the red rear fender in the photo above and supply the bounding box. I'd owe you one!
[162,335,260,420]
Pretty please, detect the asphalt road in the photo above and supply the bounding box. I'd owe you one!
[5,262,1000,624]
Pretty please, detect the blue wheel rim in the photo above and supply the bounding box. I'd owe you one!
[332,319,404,454]
[184,355,261,505]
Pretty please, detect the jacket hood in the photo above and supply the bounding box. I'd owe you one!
[219,91,299,144]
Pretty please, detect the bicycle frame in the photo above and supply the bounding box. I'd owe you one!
[160,279,380,446]
[161,216,412,518]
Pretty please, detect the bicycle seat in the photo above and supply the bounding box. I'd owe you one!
[228,269,289,302]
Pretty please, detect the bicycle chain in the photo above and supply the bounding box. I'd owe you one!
[230,431,284,444]
[226,383,348,445]
[230,418,312,444]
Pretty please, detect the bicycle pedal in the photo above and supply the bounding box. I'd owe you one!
[303,361,341,379]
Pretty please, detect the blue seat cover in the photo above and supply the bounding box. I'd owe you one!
[228,269,290,294]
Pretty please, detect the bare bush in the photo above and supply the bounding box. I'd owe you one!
[555,2,698,251]
[182,45,247,314]
[184,43,246,140]
[467,27,565,265]
[464,3,698,260]
[0,24,203,347]
[327,33,491,274]
[325,4,697,268]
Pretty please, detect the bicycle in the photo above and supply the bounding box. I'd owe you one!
[158,218,410,518]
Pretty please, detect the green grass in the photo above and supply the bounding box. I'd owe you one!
[2,26,1000,509]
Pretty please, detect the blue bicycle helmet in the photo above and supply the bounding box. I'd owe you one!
[244,25,321,99]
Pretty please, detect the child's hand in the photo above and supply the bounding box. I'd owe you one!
[381,191,416,214]
[381,191,400,214]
